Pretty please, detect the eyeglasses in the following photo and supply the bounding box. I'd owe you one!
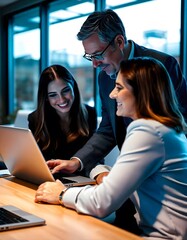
[83,36,116,61]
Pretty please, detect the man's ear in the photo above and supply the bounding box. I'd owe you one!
[115,35,124,48]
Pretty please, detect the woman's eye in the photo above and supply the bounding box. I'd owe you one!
[115,86,122,91]
[62,87,71,94]
[48,93,57,98]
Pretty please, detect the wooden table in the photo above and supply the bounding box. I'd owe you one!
[0,176,142,240]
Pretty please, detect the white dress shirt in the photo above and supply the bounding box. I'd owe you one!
[62,119,187,239]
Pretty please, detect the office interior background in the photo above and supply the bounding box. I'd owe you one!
[0,0,187,124]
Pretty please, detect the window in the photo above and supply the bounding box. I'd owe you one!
[107,0,181,61]
[13,8,40,111]
[49,0,94,106]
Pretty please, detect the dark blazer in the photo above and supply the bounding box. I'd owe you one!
[28,104,97,161]
[75,40,187,175]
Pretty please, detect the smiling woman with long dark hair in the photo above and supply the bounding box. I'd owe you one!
[28,64,97,174]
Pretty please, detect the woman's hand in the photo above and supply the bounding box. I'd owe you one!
[47,158,81,174]
[95,172,109,184]
[35,180,64,204]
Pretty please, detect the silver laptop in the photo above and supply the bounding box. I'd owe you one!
[0,205,45,231]
[0,125,95,186]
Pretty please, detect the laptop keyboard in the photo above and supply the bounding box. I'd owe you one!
[0,207,28,225]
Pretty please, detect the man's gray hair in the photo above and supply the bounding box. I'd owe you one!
[77,9,127,44]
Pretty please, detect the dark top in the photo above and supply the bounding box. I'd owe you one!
[28,104,97,161]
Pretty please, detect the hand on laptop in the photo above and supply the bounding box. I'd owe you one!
[47,158,81,174]
[35,179,64,204]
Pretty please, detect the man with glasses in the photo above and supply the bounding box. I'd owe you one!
[83,35,117,62]
[49,9,187,234]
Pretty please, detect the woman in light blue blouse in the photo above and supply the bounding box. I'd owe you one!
[35,58,187,239]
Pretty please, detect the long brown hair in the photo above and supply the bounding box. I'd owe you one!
[31,64,89,151]
[119,57,187,133]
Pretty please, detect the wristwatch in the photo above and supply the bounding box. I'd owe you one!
[59,186,71,206]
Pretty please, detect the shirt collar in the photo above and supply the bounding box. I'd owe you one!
[128,40,135,59]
